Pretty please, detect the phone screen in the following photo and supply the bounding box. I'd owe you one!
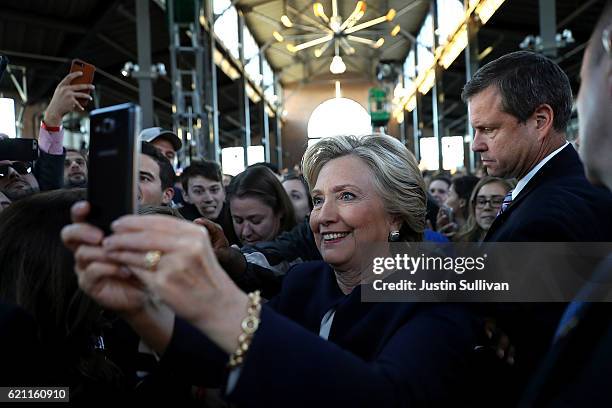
[87,103,141,234]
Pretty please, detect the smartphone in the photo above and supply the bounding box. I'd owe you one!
[87,103,141,235]
[0,138,38,161]
[0,55,8,83]
[69,59,96,107]
[440,206,454,224]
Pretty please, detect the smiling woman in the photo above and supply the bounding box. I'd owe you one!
[62,134,485,407]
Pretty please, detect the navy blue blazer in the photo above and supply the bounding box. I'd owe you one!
[485,144,612,243]
[160,261,482,407]
[481,144,612,401]
[33,148,65,191]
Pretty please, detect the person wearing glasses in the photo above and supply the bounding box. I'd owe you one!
[455,177,515,242]
[0,159,39,201]
[0,191,11,213]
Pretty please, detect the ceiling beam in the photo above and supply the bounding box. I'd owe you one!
[0,8,87,34]
[31,0,124,102]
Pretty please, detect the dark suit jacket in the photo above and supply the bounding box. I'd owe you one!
[33,148,65,191]
[481,145,612,400]
[485,144,612,243]
[160,261,482,407]
[520,257,612,407]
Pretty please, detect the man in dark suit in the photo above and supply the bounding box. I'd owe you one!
[520,2,612,406]
[461,49,612,401]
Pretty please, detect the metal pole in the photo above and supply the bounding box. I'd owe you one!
[167,0,178,139]
[259,57,271,162]
[205,0,220,163]
[274,75,283,169]
[192,3,206,159]
[399,66,407,145]
[238,11,251,168]
[412,41,421,163]
[465,11,479,173]
[136,0,154,127]
[431,0,444,171]
[539,0,557,57]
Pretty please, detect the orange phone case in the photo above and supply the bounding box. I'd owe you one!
[69,59,96,107]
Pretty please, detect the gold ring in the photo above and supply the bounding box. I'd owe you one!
[144,250,162,271]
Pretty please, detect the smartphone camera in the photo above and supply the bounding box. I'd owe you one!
[94,118,116,135]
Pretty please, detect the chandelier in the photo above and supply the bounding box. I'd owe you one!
[273,1,398,75]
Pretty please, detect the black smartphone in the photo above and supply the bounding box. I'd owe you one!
[0,138,38,161]
[87,103,141,234]
[0,55,8,82]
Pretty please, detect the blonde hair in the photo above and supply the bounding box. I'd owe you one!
[302,134,426,242]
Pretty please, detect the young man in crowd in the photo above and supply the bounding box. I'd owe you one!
[428,175,451,206]
[180,160,239,245]
[64,148,88,188]
[139,127,181,165]
[139,142,175,207]
[0,158,39,201]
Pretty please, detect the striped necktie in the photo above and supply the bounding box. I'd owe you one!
[497,190,514,217]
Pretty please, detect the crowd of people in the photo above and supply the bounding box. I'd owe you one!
[0,2,611,406]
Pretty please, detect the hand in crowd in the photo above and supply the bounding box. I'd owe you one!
[61,204,249,355]
[193,217,229,252]
[484,318,515,366]
[61,201,148,316]
[192,217,245,275]
[44,72,94,127]
[436,207,458,239]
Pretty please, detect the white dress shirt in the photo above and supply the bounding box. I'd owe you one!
[512,142,569,201]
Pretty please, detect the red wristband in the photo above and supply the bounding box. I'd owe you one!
[41,120,61,132]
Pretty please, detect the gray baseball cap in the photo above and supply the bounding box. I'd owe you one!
[139,127,182,151]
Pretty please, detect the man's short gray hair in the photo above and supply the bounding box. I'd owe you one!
[302,134,426,242]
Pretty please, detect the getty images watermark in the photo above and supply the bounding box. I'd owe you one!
[371,253,509,292]
[360,242,612,302]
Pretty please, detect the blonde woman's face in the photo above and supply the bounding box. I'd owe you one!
[309,156,397,272]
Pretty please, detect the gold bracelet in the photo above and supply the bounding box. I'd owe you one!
[227,290,262,368]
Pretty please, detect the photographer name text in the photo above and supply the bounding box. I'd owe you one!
[372,279,509,292]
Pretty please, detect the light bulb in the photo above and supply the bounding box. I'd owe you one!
[313,3,325,17]
[330,55,346,74]
[280,15,293,28]
[273,31,284,42]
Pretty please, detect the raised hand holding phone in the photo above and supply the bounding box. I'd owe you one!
[69,59,96,106]
[44,70,95,127]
